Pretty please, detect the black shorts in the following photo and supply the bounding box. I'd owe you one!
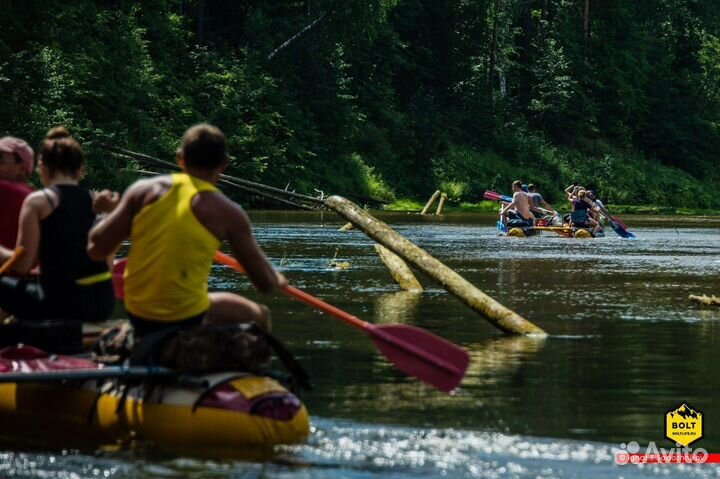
[127,310,206,338]
[0,276,114,322]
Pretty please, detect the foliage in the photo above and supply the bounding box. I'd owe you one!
[384,198,424,212]
[0,0,718,210]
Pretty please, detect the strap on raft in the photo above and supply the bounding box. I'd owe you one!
[122,322,312,393]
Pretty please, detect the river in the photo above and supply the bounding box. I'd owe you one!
[2,211,719,478]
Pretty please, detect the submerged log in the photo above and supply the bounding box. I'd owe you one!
[375,244,423,292]
[689,294,720,307]
[435,193,448,215]
[420,190,441,215]
[325,196,546,335]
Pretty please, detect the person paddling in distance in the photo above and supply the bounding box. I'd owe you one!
[570,189,601,235]
[88,123,286,339]
[526,183,557,224]
[500,180,534,227]
[0,127,117,352]
[0,136,36,251]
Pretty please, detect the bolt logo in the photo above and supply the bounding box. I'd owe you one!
[666,403,703,447]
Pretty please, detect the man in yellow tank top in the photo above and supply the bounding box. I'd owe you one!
[88,124,286,337]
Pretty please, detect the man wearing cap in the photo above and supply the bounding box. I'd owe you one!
[0,136,35,249]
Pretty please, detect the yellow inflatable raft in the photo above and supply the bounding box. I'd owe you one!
[0,347,310,450]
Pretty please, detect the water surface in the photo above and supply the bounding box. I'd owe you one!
[3,211,719,478]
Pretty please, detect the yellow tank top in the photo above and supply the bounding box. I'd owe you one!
[124,173,221,321]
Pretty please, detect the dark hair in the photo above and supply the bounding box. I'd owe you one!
[181,124,228,170]
[528,183,537,192]
[39,126,84,175]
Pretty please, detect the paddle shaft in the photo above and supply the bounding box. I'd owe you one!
[285,285,461,374]
[0,247,26,276]
[284,284,368,330]
[213,252,368,329]
[0,365,180,384]
[214,252,379,331]
[212,251,469,384]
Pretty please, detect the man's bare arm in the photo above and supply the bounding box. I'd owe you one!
[195,194,282,293]
[87,179,155,260]
[500,195,518,215]
[223,202,283,293]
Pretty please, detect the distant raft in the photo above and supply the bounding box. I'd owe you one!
[498,222,604,239]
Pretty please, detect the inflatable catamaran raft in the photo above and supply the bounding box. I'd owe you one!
[0,345,310,448]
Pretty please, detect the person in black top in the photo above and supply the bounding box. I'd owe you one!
[0,127,117,353]
[570,189,601,236]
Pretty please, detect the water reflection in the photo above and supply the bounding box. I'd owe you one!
[463,336,547,388]
[373,291,421,325]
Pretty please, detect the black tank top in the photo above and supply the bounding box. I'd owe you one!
[39,185,108,300]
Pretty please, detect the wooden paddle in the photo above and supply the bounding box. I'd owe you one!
[213,251,469,393]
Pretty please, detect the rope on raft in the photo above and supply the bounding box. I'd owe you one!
[101,144,325,210]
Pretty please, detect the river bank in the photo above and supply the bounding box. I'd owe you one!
[384,199,720,216]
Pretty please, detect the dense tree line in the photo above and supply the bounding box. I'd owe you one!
[1,0,719,208]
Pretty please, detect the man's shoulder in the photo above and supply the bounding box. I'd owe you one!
[194,189,240,215]
[125,175,172,197]
[133,174,172,188]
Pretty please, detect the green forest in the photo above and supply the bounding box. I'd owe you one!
[2,0,719,210]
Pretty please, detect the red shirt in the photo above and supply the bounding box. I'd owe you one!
[0,180,34,249]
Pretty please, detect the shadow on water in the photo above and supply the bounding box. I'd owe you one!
[2,211,720,477]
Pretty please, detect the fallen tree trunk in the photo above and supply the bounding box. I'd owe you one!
[325,196,546,335]
[375,244,423,292]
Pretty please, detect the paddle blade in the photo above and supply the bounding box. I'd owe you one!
[484,191,513,203]
[608,220,636,239]
[368,324,469,393]
[483,191,502,201]
[496,220,508,234]
[611,215,628,230]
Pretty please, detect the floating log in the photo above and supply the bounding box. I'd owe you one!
[420,190,441,215]
[435,193,448,215]
[374,244,423,292]
[324,196,546,335]
[338,222,354,231]
[689,294,720,307]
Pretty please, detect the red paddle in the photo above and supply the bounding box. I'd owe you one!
[213,251,470,393]
[483,190,501,201]
[483,190,513,203]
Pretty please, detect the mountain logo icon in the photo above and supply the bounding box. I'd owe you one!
[666,402,703,447]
